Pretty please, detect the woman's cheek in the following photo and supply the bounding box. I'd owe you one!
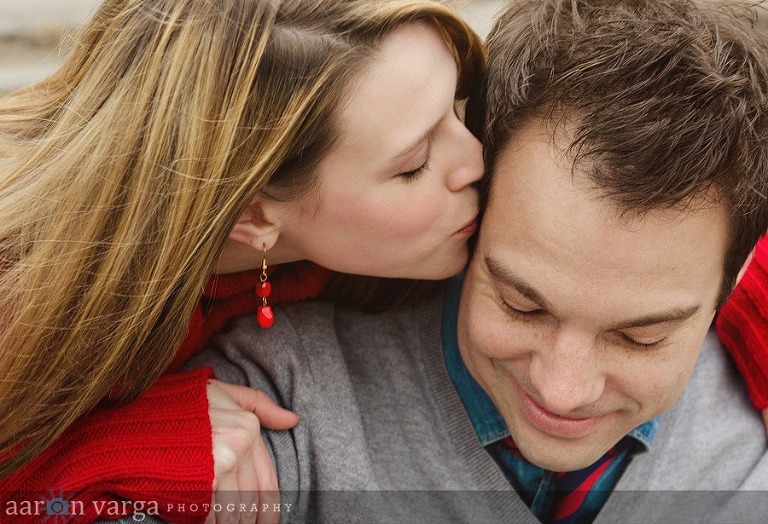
[397,194,445,236]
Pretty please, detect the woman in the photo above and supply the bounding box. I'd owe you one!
[0,0,483,521]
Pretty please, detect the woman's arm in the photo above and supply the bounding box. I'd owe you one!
[716,235,768,431]
[0,368,215,524]
[0,368,295,524]
[0,264,324,523]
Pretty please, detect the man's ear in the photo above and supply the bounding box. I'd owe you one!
[228,197,283,252]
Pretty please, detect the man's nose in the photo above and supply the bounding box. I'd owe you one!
[527,330,606,416]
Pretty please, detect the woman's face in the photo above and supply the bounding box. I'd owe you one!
[278,21,483,279]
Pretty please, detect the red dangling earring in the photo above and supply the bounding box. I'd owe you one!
[256,244,274,328]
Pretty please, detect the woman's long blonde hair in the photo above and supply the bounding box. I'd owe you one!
[0,0,484,476]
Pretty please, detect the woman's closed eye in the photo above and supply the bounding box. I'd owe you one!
[397,154,430,181]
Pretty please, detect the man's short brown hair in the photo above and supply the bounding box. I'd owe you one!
[469,0,768,304]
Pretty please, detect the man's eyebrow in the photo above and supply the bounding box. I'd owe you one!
[485,255,551,309]
[611,306,701,330]
[485,255,701,328]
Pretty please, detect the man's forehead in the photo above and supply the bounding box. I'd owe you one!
[487,117,729,226]
[477,119,729,322]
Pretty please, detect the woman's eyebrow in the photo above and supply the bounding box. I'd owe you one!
[392,122,437,161]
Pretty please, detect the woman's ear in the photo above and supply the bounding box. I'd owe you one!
[228,197,284,252]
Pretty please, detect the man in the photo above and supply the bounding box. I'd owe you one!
[190,0,768,522]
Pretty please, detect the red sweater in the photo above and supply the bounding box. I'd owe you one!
[0,261,332,524]
[716,235,768,410]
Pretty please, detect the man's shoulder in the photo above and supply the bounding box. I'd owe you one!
[199,294,443,388]
[680,327,761,435]
[637,328,765,485]
[606,328,768,522]
[217,294,442,356]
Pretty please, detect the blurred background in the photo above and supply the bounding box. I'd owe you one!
[0,0,766,93]
[0,0,504,93]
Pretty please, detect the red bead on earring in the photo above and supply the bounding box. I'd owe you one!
[257,245,274,328]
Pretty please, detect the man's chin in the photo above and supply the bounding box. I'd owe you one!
[522,448,604,472]
[510,429,615,472]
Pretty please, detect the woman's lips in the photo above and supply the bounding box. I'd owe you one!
[519,386,605,439]
[456,215,479,236]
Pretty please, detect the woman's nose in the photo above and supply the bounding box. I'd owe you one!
[446,120,484,192]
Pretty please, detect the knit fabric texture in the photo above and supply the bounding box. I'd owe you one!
[716,236,768,410]
[0,262,331,524]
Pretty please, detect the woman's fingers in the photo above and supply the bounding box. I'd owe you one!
[207,380,286,523]
[215,381,298,430]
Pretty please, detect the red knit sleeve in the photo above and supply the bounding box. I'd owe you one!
[716,235,768,411]
[0,263,332,523]
[0,366,215,524]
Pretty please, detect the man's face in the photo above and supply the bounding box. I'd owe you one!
[457,119,729,471]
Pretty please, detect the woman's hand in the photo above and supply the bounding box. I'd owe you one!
[206,379,298,524]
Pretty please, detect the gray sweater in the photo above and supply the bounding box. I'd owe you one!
[186,295,768,524]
